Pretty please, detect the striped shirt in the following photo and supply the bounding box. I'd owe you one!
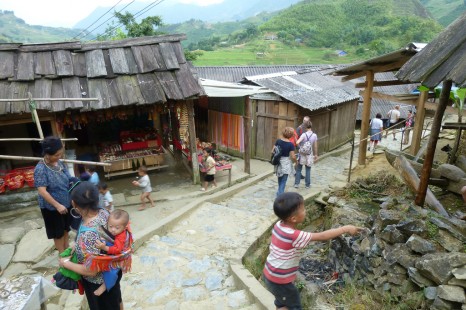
[263,221,313,284]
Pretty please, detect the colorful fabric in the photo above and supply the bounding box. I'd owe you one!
[34,161,72,211]
[58,247,81,281]
[75,209,109,284]
[208,111,244,152]
[263,221,313,284]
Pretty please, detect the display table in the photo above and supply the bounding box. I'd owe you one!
[100,147,168,179]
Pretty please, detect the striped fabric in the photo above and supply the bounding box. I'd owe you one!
[263,221,313,284]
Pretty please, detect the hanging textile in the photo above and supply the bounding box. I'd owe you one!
[208,110,244,152]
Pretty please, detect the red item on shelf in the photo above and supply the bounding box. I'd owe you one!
[6,172,25,190]
[0,176,6,194]
[13,166,35,187]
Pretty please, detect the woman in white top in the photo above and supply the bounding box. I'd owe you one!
[369,113,384,152]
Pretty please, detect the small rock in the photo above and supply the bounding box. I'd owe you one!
[424,286,437,300]
[182,286,208,301]
[406,235,436,254]
[452,267,466,280]
[437,285,466,303]
[0,244,15,271]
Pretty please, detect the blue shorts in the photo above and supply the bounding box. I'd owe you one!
[263,274,302,310]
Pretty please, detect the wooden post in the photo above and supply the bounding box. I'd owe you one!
[415,80,452,206]
[186,100,200,184]
[244,96,251,174]
[358,71,374,165]
[409,90,428,156]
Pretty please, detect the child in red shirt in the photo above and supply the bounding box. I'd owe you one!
[95,209,132,296]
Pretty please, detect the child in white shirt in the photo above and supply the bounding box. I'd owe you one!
[132,166,154,211]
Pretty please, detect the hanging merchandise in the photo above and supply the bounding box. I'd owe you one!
[136,159,141,170]
[132,159,136,171]
[142,158,147,167]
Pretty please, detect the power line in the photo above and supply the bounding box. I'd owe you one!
[77,0,136,40]
[73,0,125,40]
[88,0,166,42]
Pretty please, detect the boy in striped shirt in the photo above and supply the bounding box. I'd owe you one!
[263,192,362,310]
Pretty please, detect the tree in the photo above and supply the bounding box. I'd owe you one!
[97,11,164,40]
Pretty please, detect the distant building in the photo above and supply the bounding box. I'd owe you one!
[335,50,348,57]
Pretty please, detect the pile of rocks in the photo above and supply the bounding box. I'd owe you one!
[327,197,465,309]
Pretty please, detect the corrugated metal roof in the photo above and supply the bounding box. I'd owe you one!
[356,100,412,120]
[245,71,359,111]
[194,65,336,83]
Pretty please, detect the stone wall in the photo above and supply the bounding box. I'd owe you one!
[326,198,465,309]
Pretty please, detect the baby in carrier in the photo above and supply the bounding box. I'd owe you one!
[95,209,132,296]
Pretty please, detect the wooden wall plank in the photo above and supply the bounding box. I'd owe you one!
[109,48,129,74]
[174,63,201,98]
[53,50,74,76]
[116,76,139,105]
[131,45,160,73]
[33,79,53,111]
[34,52,56,76]
[106,79,123,108]
[62,77,84,109]
[16,53,34,80]
[51,80,65,111]
[137,73,166,104]
[0,51,14,79]
[124,48,139,74]
[159,43,179,70]
[156,71,183,100]
[88,79,109,110]
[0,81,11,114]
[9,82,29,113]
[102,49,116,78]
[277,102,288,135]
[85,50,107,78]
[150,45,167,71]
[72,53,87,77]
[172,41,187,64]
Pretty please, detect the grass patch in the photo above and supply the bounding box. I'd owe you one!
[329,283,427,310]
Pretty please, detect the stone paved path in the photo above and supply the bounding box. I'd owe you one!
[121,152,354,309]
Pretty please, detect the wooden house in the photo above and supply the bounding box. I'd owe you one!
[0,35,204,180]
[194,65,359,161]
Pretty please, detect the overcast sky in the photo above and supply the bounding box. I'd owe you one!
[0,0,223,28]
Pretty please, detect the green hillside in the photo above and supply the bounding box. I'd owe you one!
[192,0,444,65]
[420,0,466,26]
[0,10,83,43]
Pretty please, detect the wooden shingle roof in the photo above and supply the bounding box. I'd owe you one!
[397,12,466,87]
[0,34,203,115]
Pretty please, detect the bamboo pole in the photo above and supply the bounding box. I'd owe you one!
[0,98,99,102]
[186,100,200,184]
[409,90,428,156]
[243,96,251,174]
[0,138,78,142]
[0,155,111,166]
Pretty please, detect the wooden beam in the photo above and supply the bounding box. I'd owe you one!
[342,71,366,82]
[361,91,418,105]
[442,122,466,129]
[416,80,452,208]
[342,60,407,82]
[355,80,416,88]
[409,90,428,156]
[0,155,111,166]
[186,100,200,184]
[358,70,374,165]
[244,96,251,174]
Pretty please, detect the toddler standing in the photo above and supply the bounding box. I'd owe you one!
[200,148,217,191]
[98,182,114,212]
[132,166,154,211]
[263,192,362,310]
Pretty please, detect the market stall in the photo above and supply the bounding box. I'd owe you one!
[99,130,167,179]
[197,149,233,187]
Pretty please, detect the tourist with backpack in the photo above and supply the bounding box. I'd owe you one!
[295,116,310,148]
[294,121,318,189]
[272,127,297,197]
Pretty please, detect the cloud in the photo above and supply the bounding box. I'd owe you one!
[178,0,224,6]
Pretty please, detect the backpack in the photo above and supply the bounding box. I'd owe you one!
[299,133,313,155]
[270,144,282,165]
